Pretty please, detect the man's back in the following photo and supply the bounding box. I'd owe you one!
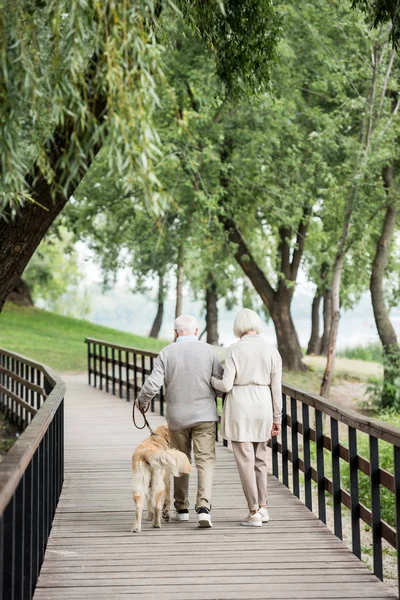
[159,341,222,430]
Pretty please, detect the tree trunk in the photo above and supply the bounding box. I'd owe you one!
[175,245,184,319]
[320,253,345,397]
[0,53,107,312]
[320,289,332,356]
[270,292,306,371]
[370,165,399,407]
[218,135,308,370]
[206,280,219,345]
[307,291,322,355]
[8,277,34,307]
[221,216,306,370]
[150,274,165,339]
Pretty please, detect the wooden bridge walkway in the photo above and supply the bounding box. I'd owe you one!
[33,374,397,600]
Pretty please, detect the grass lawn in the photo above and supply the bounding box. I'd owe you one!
[0,303,168,372]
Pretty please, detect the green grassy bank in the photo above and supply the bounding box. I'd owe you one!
[0,303,168,372]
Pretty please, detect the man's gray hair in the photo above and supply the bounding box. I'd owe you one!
[233,308,262,338]
[174,314,198,335]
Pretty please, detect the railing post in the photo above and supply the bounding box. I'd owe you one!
[281,394,289,488]
[118,349,123,399]
[394,444,400,600]
[302,403,312,511]
[105,346,109,394]
[125,351,130,402]
[315,409,326,524]
[369,435,382,580]
[14,477,25,600]
[99,344,103,391]
[349,426,361,559]
[291,397,300,499]
[331,417,342,540]
[271,435,278,478]
[3,496,15,599]
[111,348,116,396]
[150,357,155,412]
[87,340,91,386]
[93,344,97,388]
[133,353,138,399]
[23,462,33,600]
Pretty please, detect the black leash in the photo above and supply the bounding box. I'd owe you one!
[132,402,155,436]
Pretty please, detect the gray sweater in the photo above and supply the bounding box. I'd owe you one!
[137,339,223,431]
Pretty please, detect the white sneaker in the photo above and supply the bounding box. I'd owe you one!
[258,507,270,523]
[240,512,263,527]
[197,509,212,528]
[172,510,189,522]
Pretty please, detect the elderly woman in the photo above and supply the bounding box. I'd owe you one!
[212,308,282,527]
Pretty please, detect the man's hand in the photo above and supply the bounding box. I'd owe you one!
[271,423,281,437]
[135,399,142,410]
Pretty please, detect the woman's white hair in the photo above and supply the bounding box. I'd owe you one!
[233,308,262,338]
[174,314,198,335]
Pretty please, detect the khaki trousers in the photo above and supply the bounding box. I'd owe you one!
[231,441,268,511]
[169,422,216,511]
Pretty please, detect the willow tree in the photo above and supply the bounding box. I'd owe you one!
[0,0,280,311]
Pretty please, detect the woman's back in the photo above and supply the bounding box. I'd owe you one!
[228,334,281,387]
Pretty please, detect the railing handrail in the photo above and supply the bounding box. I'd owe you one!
[85,337,160,358]
[0,348,65,514]
[85,337,400,447]
[283,383,400,447]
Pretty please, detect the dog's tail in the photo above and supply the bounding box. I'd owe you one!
[149,449,191,477]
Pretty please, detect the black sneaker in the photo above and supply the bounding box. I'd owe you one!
[197,507,212,528]
[173,509,189,522]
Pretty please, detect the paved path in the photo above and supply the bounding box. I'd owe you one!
[34,375,397,599]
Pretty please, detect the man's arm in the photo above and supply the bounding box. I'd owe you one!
[137,352,166,409]
[212,354,224,379]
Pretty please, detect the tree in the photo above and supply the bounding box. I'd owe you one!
[319,24,400,396]
[369,165,400,407]
[0,0,281,311]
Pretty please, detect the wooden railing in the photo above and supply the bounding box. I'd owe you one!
[85,338,400,596]
[0,348,65,600]
[85,337,165,415]
[271,384,400,597]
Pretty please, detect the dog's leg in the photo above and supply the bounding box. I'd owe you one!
[162,473,170,522]
[146,497,154,522]
[151,468,164,529]
[131,493,143,533]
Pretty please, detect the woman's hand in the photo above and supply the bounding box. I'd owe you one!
[271,423,281,437]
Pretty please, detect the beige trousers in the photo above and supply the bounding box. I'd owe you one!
[169,421,216,511]
[231,441,268,511]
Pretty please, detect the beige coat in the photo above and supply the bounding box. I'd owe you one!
[211,334,282,442]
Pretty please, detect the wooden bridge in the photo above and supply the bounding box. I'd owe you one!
[1,341,400,599]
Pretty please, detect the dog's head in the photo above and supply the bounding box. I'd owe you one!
[154,424,170,444]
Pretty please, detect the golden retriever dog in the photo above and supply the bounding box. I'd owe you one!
[131,424,191,533]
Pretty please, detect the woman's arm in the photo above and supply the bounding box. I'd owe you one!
[270,352,283,424]
[211,351,236,393]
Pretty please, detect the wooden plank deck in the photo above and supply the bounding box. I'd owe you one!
[34,374,397,600]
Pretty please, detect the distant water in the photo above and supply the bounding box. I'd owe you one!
[87,286,399,350]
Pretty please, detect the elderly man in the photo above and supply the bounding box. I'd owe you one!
[136,314,223,528]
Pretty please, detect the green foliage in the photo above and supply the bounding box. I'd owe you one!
[337,343,384,363]
[367,349,400,409]
[0,0,281,213]
[352,0,400,48]
[0,303,167,372]
[177,0,282,97]
[23,225,81,308]
[340,421,398,527]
